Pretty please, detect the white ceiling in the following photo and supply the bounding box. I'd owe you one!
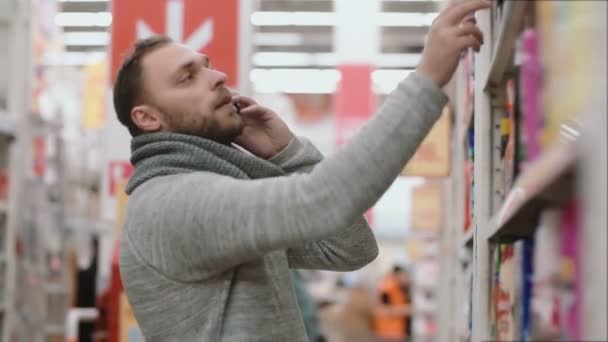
[55,0,440,92]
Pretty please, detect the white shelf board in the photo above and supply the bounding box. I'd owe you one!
[483,0,528,89]
[487,139,576,242]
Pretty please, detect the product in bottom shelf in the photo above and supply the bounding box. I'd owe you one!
[520,239,535,342]
[489,245,500,339]
[530,204,582,340]
[558,201,581,341]
[492,243,524,342]
[531,209,562,340]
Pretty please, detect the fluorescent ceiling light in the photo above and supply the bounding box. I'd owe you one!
[251,12,334,26]
[379,12,438,27]
[63,32,110,46]
[253,52,337,67]
[373,69,414,94]
[250,68,415,94]
[254,33,303,46]
[55,12,112,27]
[251,68,340,94]
[43,51,106,66]
[251,11,437,27]
[252,52,421,68]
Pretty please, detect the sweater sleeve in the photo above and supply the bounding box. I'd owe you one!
[126,72,447,281]
[268,136,378,271]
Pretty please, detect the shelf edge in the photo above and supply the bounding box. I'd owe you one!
[483,0,528,90]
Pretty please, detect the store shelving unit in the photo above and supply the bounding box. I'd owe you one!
[487,140,576,243]
[483,0,527,90]
[438,1,607,341]
[1,0,39,340]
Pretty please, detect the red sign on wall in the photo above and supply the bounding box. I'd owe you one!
[110,0,239,86]
[334,64,375,145]
[108,161,134,196]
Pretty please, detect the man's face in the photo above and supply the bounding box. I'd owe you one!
[139,43,243,142]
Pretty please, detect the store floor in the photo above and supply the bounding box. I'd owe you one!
[319,286,390,342]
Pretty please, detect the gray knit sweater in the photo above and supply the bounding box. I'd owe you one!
[119,72,448,341]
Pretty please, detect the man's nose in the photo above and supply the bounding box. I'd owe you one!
[210,69,228,89]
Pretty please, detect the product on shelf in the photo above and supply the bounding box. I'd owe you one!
[464,50,474,128]
[530,205,581,341]
[501,78,514,197]
[531,210,561,338]
[490,242,526,341]
[558,201,581,341]
[537,1,589,148]
[520,28,542,162]
[520,239,534,341]
[464,124,474,233]
[489,245,499,339]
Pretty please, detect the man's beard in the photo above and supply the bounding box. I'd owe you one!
[162,107,244,144]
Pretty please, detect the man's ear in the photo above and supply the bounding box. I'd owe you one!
[131,105,165,133]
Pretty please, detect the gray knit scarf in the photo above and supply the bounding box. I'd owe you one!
[125,132,285,194]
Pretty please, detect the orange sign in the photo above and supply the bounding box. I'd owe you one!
[411,182,444,232]
[402,106,451,177]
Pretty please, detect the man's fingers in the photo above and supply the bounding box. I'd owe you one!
[463,15,477,25]
[453,21,484,44]
[238,104,266,117]
[444,0,491,25]
[232,95,257,107]
[458,35,482,51]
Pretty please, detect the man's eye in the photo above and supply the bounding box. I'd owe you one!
[180,73,193,83]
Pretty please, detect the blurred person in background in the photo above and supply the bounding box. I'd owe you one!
[113,1,488,340]
[373,265,412,342]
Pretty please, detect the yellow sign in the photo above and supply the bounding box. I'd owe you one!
[115,179,129,235]
[401,106,451,177]
[82,58,108,129]
[411,182,444,232]
[120,293,144,341]
[406,239,423,262]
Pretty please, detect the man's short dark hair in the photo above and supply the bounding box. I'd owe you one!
[113,36,172,136]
